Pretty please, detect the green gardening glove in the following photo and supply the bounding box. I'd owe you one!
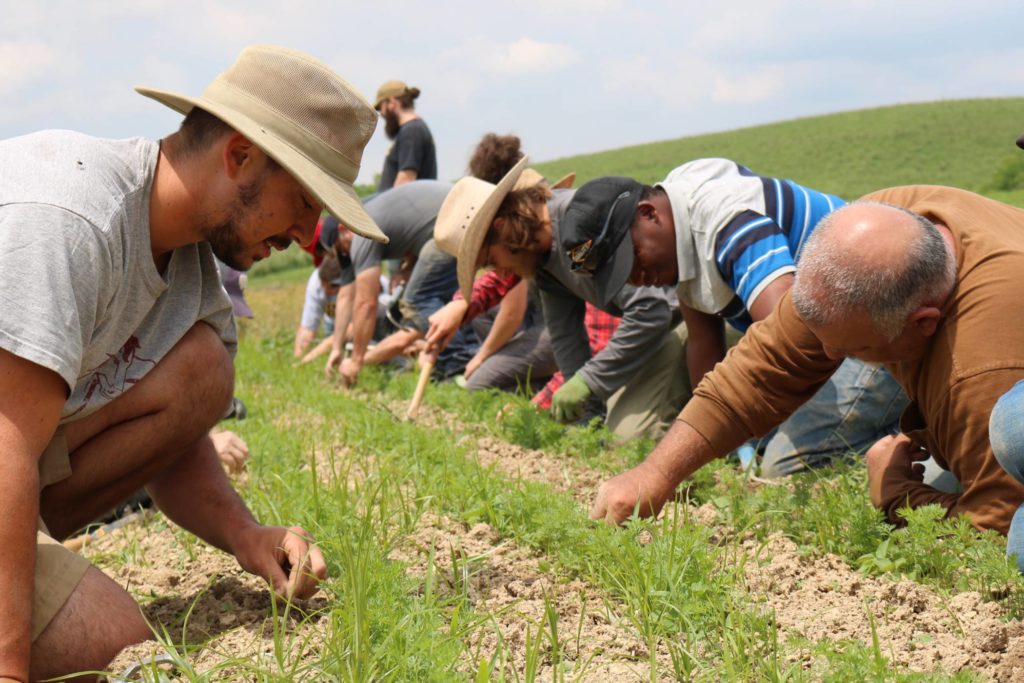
[551,374,591,423]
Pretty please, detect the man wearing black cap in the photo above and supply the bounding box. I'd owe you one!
[561,159,908,478]
[434,160,689,440]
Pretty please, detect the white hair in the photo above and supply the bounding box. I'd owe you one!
[792,201,956,340]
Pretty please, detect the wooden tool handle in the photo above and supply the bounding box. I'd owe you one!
[406,356,435,419]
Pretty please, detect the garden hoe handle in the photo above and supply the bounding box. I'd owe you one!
[407,350,435,420]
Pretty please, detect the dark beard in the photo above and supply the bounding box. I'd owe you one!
[205,176,267,270]
[384,110,401,140]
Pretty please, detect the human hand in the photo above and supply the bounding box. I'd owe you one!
[233,525,327,600]
[464,352,484,380]
[551,374,591,422]
[211,430,249,474]
[404,338,427,357]
[866,433,927,508]
[426,300,468,352]
[590,460,677,524]
[339,357,361,387]
[324,347,342,378]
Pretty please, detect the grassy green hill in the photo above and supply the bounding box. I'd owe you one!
[533,98,1024,207]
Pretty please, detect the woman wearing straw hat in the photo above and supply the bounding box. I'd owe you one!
[432,158,690,441]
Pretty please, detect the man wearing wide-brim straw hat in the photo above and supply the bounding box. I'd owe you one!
[433,158,690,441]
[0,45,381,679]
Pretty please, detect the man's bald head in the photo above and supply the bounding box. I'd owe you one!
[792,201,956,340]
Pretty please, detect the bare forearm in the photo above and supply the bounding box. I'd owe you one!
[331,287,354,356]
[686,337,724,388]
[349,301,378,363]
[294,327,315,358]
[394,169,417,187]
[646,419,718,487]
[479,287,525,360]
[301,337,334,364]
[0,460,40,682]
[364,329,419,364]
[145,435,258,555]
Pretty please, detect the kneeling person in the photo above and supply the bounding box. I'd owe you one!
[0,46,384,680]
[562,159,908,475]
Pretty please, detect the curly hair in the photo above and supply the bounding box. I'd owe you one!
[488,185,553,252]
[469,133,524,184]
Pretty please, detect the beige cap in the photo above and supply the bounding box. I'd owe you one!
[136,44,387,243]
[374,80,411,110]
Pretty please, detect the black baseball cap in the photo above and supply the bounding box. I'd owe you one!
[317,215,354,275]
[1017,132,1024,150]
[559,176,643,306]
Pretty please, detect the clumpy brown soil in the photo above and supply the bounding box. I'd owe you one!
[89,520,327,681]
[455,429,1024,680]
[742,532,1024,679]
[84,402,1023,681]
[390,512,674,681]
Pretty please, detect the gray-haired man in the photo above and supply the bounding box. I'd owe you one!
[592,186,1024,543]
[0,46,383,680]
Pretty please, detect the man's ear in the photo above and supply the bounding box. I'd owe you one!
[222,133,258,180]
[908,306,941,338]
[636,199,658,222]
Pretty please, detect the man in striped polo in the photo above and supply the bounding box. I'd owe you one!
[560,159,908,477]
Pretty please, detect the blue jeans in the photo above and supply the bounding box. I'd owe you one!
[759,357,909,477]
[991,380,1024,571]
[397,239,478,377]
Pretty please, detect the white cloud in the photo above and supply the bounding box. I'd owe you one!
[495,37,581,74]
[712,66,786,104]
[601,53,717,109]
[0,42,61,96]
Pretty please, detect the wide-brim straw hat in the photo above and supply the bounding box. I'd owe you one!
[136,44,387,243]
[434,156,530,300]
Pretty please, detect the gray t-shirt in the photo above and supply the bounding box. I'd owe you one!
[0,130,236,423]
[350,180,452,273]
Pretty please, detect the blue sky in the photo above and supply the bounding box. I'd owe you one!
[3,0,1023,185]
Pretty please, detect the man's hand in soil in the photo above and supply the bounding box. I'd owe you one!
[211,430,249,474]
[592,421,718,525]
[233,525,327,600]
[590,460,676,524]
[551,374,591,422]
[324,347,343,378]
[339,357,361,387]
[866,433,928,509]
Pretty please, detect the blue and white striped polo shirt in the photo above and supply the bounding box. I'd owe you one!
[657,158,844,331]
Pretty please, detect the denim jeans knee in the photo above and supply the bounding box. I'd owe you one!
[399,239,460,333]
[759,358,908,477]
[991,380,1024,486]
[990,381,1024,572]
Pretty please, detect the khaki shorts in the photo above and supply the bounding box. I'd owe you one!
[33,429,91,640]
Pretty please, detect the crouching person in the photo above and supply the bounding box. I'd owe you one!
[0,45,387,681]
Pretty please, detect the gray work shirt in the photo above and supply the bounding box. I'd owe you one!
[536,190,677,399]
[350,180,452,273]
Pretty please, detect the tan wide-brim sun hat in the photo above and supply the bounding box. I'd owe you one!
[136,44,388,243]
[434,156,530,300]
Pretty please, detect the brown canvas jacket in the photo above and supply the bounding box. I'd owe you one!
[679,185,1024,533]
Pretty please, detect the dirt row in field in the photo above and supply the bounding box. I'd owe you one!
[390,512,674,681]
[416,403,1024,680]
[93,520,328,681]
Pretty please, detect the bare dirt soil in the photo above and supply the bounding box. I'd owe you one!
[84,402,1023,681]
[390,512,674,681]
